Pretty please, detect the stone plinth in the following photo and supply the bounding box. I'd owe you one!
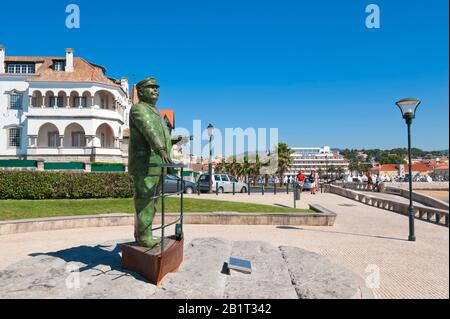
[122,237,183,286]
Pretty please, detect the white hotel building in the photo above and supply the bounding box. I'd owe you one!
[0,46,131,164]
[286,146,349,176]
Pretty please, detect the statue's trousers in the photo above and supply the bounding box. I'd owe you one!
[132,174,160,246]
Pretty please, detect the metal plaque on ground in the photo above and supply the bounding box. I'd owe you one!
[228,257,252,274]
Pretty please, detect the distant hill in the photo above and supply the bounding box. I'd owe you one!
[332,148,448,156]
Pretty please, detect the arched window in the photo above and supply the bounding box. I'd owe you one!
[64,123,86,147]
[38,123,60,148]
[72,132,86,147]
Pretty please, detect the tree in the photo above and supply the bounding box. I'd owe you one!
[327,165,336,180]
[336,166,345,179]
[317,168,325,179]
[276,142,294,186]
[348,160,360,176]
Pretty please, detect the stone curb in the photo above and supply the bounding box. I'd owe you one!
[0,206,337,235]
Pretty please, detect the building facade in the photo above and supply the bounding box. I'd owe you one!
[0,46,131,164]
[286,146,349,176]
[433,163,449,180]
[370,163,432,177]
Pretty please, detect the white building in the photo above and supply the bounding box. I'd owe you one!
[286,146,349,176]
[0,46,131,164]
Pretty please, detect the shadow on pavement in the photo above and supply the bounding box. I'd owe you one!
[28,241,147,282]
[273,203,292,208]
[275,226,408,242]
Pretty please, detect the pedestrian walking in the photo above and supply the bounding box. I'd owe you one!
[309,171,316,195]
[296,170,305,183]
[297,170,305,192]
[314,170,319,193]
[367,172,374,191]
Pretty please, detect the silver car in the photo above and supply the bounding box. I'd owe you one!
[198,174,248,193]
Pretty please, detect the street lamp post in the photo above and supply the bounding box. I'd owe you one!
[207,123,214,194]
[189,135,194,169]
[396,98,421,242]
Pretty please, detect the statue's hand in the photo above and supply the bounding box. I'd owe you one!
[159,149,173,164]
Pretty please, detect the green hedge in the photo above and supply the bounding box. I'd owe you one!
[0,171,133,200]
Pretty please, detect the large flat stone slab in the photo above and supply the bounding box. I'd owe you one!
[0,237,368,299]
[153,237,233,299]
[280,246,361,299]
[223,241,298,299]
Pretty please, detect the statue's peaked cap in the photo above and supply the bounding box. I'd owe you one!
[136,77,159,89]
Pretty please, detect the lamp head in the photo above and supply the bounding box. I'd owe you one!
[207,123,214,137]
[396,98,421,121]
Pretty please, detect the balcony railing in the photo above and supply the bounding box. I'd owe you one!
[27,147,122,156]
[26,106,124,122]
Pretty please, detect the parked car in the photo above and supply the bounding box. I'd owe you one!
[301,180,312,191]
[197,173,248,193]
[164,174,197,194]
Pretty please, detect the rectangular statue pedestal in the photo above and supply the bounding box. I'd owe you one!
[121,236,184,286]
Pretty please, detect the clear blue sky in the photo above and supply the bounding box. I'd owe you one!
[1,0,448,150]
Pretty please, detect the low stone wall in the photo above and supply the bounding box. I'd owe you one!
[324,184,449,227]
[384,186,449,210]
[338,181,449,191]
[340,182,449,210]
[0,207,336,235]
[387,182,449,190]
[340,182,371,191]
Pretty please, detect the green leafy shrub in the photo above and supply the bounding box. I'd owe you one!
[0,171,134,199]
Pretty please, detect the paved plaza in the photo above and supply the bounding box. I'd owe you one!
[184,191,431,209]
[416,191,449,203]
[0,193,448,299]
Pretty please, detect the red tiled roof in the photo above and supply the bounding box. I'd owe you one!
[371,163,432,172]
[4,56,121,88]
[130,84,139,104]
[159,110,175,129]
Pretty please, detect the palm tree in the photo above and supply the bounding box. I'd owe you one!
[348,160,360,176]
[215,158,226,174]
[276,142,294,186]
[317,168,324,179]
[327,165,336,180]
[336,166,345,179]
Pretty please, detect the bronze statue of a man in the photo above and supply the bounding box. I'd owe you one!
[128,77,173,248]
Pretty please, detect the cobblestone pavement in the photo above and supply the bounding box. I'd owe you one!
[0,193,448,299]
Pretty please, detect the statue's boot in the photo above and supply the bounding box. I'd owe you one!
[138,236,161,249]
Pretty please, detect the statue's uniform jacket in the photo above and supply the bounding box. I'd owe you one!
[128,102,172,244]
[128,102,172,177]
